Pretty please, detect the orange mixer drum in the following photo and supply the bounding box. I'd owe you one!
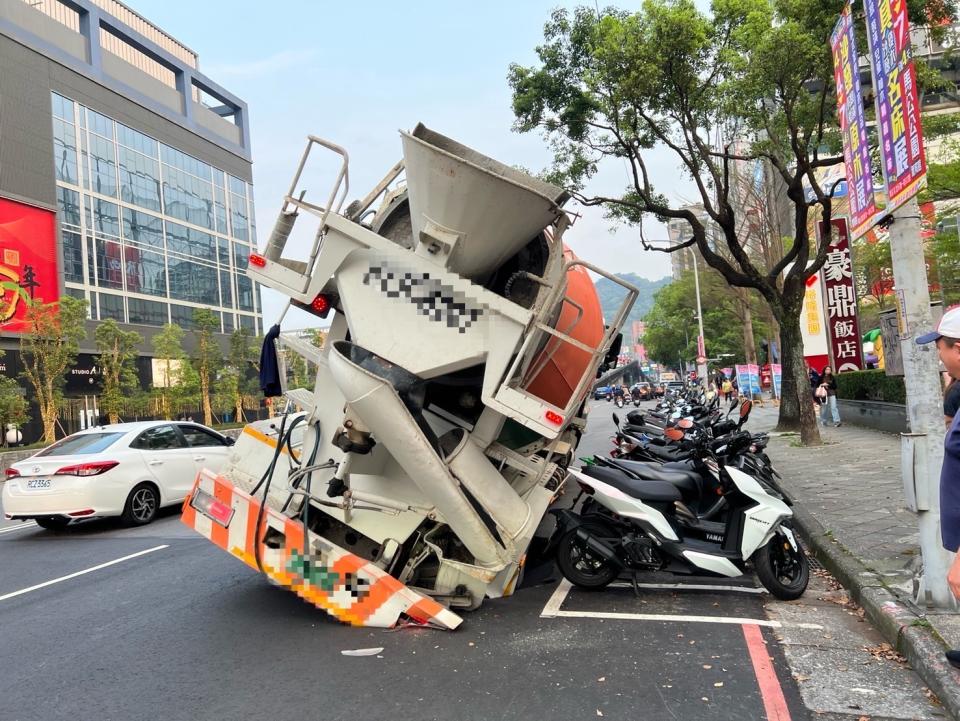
[525,247,605,409]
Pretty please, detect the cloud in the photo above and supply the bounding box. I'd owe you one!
[204,49,316,79]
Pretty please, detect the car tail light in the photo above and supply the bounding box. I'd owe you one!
[68,509,95,517]
[54,461,119,476]
[5,468,20,478]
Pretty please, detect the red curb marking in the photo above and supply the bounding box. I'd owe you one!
[743,623,792,721]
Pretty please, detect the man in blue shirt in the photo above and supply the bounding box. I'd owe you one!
[917,307,960,667]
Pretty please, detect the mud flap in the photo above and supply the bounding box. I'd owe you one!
[181,470,462,630]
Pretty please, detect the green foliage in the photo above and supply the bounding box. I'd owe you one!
[151,323,194,419]
[835,369,905,404]
[642,268,771,367]
[94,319,142,423]
[191,309,222,426]
[20,296,88,442]
[595,273,671,326]
[0,374,28,436]
[216,328,259,422]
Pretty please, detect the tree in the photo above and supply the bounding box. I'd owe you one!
[644,268,770,367]
[191,309,222,427]
[20,296,87,443]
[94,320,142,424]
[152,323,189,420]
[509,1,952,445]
[217,328,258,424]
[0,375,28,444]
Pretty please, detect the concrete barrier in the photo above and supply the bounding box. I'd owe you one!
[836,399,908,434]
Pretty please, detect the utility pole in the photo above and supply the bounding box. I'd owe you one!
[888,196,952,608]
[690,248,708,383]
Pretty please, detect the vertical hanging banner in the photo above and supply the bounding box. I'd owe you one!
[831,5,878,239]
[771,363,783,399]
[819,218,864,372]
[864,0,927,212]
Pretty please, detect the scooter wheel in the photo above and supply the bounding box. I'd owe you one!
[556,523,619,589]
[754,531,809,600]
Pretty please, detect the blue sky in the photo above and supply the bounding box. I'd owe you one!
[131,0,687,324]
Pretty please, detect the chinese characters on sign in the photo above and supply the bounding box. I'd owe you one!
[819,218,864,372]
[771,363,782,399]
[864,0,927,213]
[0,198,59,333]
[831,5,878,239]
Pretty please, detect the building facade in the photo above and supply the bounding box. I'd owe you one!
[0,0,259,398]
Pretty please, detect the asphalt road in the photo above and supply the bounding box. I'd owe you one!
[0,401,812,721]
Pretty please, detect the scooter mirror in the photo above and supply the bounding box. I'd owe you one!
[612,413,620,427]
[739,399,753,419]
[664,427,685,441]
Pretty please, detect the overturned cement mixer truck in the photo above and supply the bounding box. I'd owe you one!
[181,124,638,629]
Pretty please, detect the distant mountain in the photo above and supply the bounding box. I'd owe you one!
[595,273,671,327]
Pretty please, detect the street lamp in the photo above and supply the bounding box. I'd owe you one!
[689,246,708,382]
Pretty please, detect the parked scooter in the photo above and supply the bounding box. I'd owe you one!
[553,416,809,600]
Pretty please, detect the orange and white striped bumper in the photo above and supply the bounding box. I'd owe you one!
[181,469,462,630]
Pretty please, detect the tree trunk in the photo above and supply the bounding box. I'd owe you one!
[42,401,56,444]
[777,312,822,445]
[235,395,244,425]
[109,411,119,424]
[201,368,213,426]
[737,290,757,365]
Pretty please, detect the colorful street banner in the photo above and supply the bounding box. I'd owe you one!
[818,218,864,372]
[0,197,59,333]
[746,363,762,395]
[735,364,762,397]
[831,5,878,239]
[864,0,927,213]
[771,363,783,399]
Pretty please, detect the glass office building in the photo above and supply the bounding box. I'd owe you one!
[52,92,259,334]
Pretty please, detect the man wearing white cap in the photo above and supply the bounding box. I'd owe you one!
[916,306,960,667]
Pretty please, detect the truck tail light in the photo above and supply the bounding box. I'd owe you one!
[248,254,267,268]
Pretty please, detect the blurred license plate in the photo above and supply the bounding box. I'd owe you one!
[26,479,51,489]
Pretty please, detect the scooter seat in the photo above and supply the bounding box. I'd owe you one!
[606,459,702,500]
[581,465,682,502]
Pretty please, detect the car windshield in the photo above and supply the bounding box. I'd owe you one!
[35,432,125,457]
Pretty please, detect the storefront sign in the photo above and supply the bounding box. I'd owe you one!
[800,269,830,370]
[0,197,59,333]
[831,5,878,239]
[864,0,927,213]
[819,218,864,372]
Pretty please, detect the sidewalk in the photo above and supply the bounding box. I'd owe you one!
[755,408,960,719]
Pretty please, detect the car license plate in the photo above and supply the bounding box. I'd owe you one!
[26,479,51,489]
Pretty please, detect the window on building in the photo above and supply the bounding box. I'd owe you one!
[167,258,219,304]
[122,208,164,250]
[166,221,216,261]
[56,187,81,226]
[238,314,255,333]
[236,274,254,312]
[162,166,214,230]
[117,124,158,157]
[88,197,120,237]
[88,133,118,198]
[94,239,125,290]
[219,269,233,308]
[88,110,115,140]
[62,231,84,284]
[128,297,167,327]
[52,93,74,122]
[125,248,167,298]
[223,313,235,333]
[99,292,125,322]
[118,147,161,212]
[52,117,78,185]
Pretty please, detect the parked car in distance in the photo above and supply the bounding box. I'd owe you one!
[593,385,613,401]
[636,382,651,400]
[2,421,234,530]
[665,381,685,395]
[654,384,665,398]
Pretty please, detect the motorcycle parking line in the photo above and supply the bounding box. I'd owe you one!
[540,579,822,630]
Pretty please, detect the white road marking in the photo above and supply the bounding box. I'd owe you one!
[540,578,572,617]
[610,581,766,595]
[0,545,169,602]
[546,608,823,629]
[0,522,38,535]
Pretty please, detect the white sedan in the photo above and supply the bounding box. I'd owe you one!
[2,421,234,530]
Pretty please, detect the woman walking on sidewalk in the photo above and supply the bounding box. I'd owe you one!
[818,366,840,427]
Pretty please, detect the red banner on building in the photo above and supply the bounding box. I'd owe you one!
[0,197,60,333]
[818,218,863,372]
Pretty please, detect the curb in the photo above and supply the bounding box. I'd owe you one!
[791,503,960,720]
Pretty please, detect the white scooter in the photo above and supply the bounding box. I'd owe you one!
[553,425,808,599]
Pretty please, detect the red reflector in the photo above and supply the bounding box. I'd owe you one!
[249,254,267,268]
[68,509,95,517]
[545,410,563,425]
[311,294,330,314]
[5,468,20,478]
[190,489,234,527]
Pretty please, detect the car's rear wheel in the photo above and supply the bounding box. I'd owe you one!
[121,483,159,526]
[35,516,71,531]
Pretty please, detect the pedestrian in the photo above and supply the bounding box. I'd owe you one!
[731,375,739,399]
[915,308,960,668]
[818,366,840,427]
[945,377,960,429]
[721,377,733,401]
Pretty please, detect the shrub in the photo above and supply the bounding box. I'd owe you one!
[835,369,906,405]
